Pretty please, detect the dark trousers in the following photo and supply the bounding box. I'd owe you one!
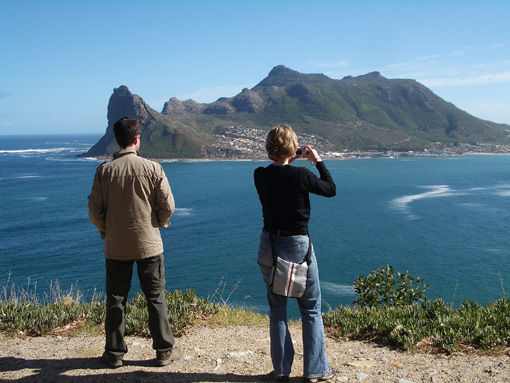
[105,254,175,359]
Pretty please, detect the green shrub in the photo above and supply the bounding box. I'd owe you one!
[354,265,429,307]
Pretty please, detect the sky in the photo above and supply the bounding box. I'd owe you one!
[1,0,509,135]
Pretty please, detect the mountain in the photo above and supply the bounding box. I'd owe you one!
[84,86,208,158]
[83,66,510,158]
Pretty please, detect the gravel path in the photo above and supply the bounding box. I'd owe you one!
[1,323,509,382]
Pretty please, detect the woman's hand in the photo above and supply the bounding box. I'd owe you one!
[302,145,322,164]
[288,145,321,164]
[288,154,299,164]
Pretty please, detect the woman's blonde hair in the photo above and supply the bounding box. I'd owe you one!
[265,124,298,162]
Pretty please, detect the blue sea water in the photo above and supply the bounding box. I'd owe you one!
[1,134,510,317]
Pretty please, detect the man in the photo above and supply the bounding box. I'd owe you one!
[88,117,180,368]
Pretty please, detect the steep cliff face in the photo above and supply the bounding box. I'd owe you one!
[85,86,156,157]
[107,85,153,122]
[84,86,206,158]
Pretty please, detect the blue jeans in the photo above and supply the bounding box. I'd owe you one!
[257,231,329,378]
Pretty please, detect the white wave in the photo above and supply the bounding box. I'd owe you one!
[16,175,41,179]
[174,208,193,217]
[494,190,510,197]
[321,281,356,296]
[0,174,41,181]
[390,185,458,219]
[45,141,93,147]
[465,184,510,197]
[460,202,485,209]
[486,248,504,253]
[0,148,74,154]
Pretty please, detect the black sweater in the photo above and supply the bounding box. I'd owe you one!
[254,161,336,235]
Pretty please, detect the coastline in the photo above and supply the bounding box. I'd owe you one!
[87,151,510,163]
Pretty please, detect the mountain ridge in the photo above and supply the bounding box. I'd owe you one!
[83,66,510,159]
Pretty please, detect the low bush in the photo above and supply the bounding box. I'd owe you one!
[0,282,219,337]
[324,266,510,353]
[125,289,220,336]
[323,298,510,353]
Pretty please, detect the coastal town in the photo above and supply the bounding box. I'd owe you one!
[209,126,510,160]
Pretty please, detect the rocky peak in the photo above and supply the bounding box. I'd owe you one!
[203,102,233,115]
[231,88,263,113]
[254,65,329,90]
[267,65,299,78]
[107,86,152,126]
[83,86,155,157]
[162,97,202,115]
[354,71,386,81]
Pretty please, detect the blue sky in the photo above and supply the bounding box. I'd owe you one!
[1,1,509,134]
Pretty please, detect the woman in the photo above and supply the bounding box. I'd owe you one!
[254,124,336,382]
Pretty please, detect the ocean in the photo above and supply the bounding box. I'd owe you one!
[1,134,510,316]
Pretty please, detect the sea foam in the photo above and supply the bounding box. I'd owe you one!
[174,208,193,216]
[390,185,458,219]
[321,281,356,297]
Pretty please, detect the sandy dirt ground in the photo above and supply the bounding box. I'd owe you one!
[1,323,509,382]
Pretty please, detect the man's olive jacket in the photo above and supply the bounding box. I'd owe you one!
[88,148,175,260]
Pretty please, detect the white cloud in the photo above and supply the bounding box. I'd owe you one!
[448,47,475,57]
[0,90,12,99]
[421,72,510,87]
[382,62,410,72]
[458,101,510,124]
[418,54,442,61]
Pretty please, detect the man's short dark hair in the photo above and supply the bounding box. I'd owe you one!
[113,117,142,148]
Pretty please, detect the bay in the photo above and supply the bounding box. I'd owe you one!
[1,134,509,317]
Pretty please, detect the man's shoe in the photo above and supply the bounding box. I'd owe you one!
[101,352,122,368]
[261,372,289,382]
[305,368,336,383]
[156,347,182,367]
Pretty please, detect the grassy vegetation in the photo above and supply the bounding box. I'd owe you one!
[1,272,509,355]
[0,276,269,338]
[323,298,510,354]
